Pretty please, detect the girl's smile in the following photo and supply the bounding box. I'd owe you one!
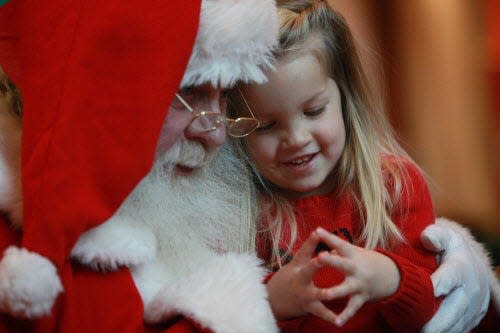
[281,152,317,173]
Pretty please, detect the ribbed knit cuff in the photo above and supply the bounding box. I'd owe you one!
[376,249,439,332]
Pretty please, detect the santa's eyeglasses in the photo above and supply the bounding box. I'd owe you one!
[175,86,259,138]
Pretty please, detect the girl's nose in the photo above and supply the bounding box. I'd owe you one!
[282,122,311,149]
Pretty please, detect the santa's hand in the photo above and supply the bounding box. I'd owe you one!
[420,218,491,333]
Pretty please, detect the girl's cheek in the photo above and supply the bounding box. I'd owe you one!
[249,136,270,152]
[245,137,267,162]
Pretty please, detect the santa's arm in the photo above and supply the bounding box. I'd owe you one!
[421,217,499,333]
[70,213,157,271]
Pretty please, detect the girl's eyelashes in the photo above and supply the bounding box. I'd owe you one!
[254,105,326,132]
[304,105,326,117]
[256,121,275,132]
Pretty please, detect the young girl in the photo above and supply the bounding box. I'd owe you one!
[228,1,440,332]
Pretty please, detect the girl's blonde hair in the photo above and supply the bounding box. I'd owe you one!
[229,0,415,267]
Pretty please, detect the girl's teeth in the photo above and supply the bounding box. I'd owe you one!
[291,155,311,164]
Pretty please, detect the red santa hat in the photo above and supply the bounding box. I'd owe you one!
[0,0,277,319]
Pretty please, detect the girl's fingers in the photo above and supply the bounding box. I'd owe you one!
[306,301,338,325]
[323,278,359,300]
[294,230,320,262]
[315,227,355,256]
[299,257,325,283]
[317,251,354,274]
[334,294,366,327]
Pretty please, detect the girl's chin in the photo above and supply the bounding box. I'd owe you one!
[278,177,335,198]
[279,184,323,199]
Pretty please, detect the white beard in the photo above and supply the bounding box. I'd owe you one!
[70,138,277,333]
[143,137,257,257]
[71,137,257,268]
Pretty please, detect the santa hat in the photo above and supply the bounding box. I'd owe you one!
[0,0,277,320]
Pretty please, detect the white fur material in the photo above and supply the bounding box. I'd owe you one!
[0,246,63,318]
[421,217,500,333]
[71,215,157,271]
[180,0,278,88]
[144,253,278,333]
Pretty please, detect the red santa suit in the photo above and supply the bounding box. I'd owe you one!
[0,0,278,332]
[260,159,441,333]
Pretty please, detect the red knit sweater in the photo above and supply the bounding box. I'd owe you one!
[261,160,440,333]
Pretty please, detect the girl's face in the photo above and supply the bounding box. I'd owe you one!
[243,52,346,198]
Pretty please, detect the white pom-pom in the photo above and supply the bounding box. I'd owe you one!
[0,246,63,318]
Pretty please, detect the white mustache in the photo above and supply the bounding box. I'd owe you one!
[177,141,207,168]
[156,137,213,172]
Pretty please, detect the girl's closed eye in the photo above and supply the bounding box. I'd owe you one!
[304,105,326,117]
[256,120,276,132]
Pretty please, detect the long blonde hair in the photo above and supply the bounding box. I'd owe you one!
[229,0,416,267]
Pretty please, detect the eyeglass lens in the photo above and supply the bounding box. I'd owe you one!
[190,113,224,132]
[227,118,260,137]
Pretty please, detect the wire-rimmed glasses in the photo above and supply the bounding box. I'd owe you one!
[175,86,259,138]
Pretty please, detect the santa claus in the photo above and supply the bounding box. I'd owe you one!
[0,0,497,333]
[0,0,279,332]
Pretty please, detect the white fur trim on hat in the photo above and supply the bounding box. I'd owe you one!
[0,246,63,318]
[181,0,278,88]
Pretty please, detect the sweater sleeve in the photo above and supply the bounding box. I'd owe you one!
[375,161,441,332]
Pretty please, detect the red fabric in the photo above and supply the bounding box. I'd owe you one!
[1,0,199,267]
[262,159,440,333]
[0,1,218,332]
[0,224,211,333]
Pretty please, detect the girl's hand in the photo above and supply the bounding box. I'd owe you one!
[266,230,336,323]
[315,227,401,327]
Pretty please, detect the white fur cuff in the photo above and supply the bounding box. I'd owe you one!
[144,253,278,333]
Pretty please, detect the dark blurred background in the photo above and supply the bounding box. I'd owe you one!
[330,0,500,265]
